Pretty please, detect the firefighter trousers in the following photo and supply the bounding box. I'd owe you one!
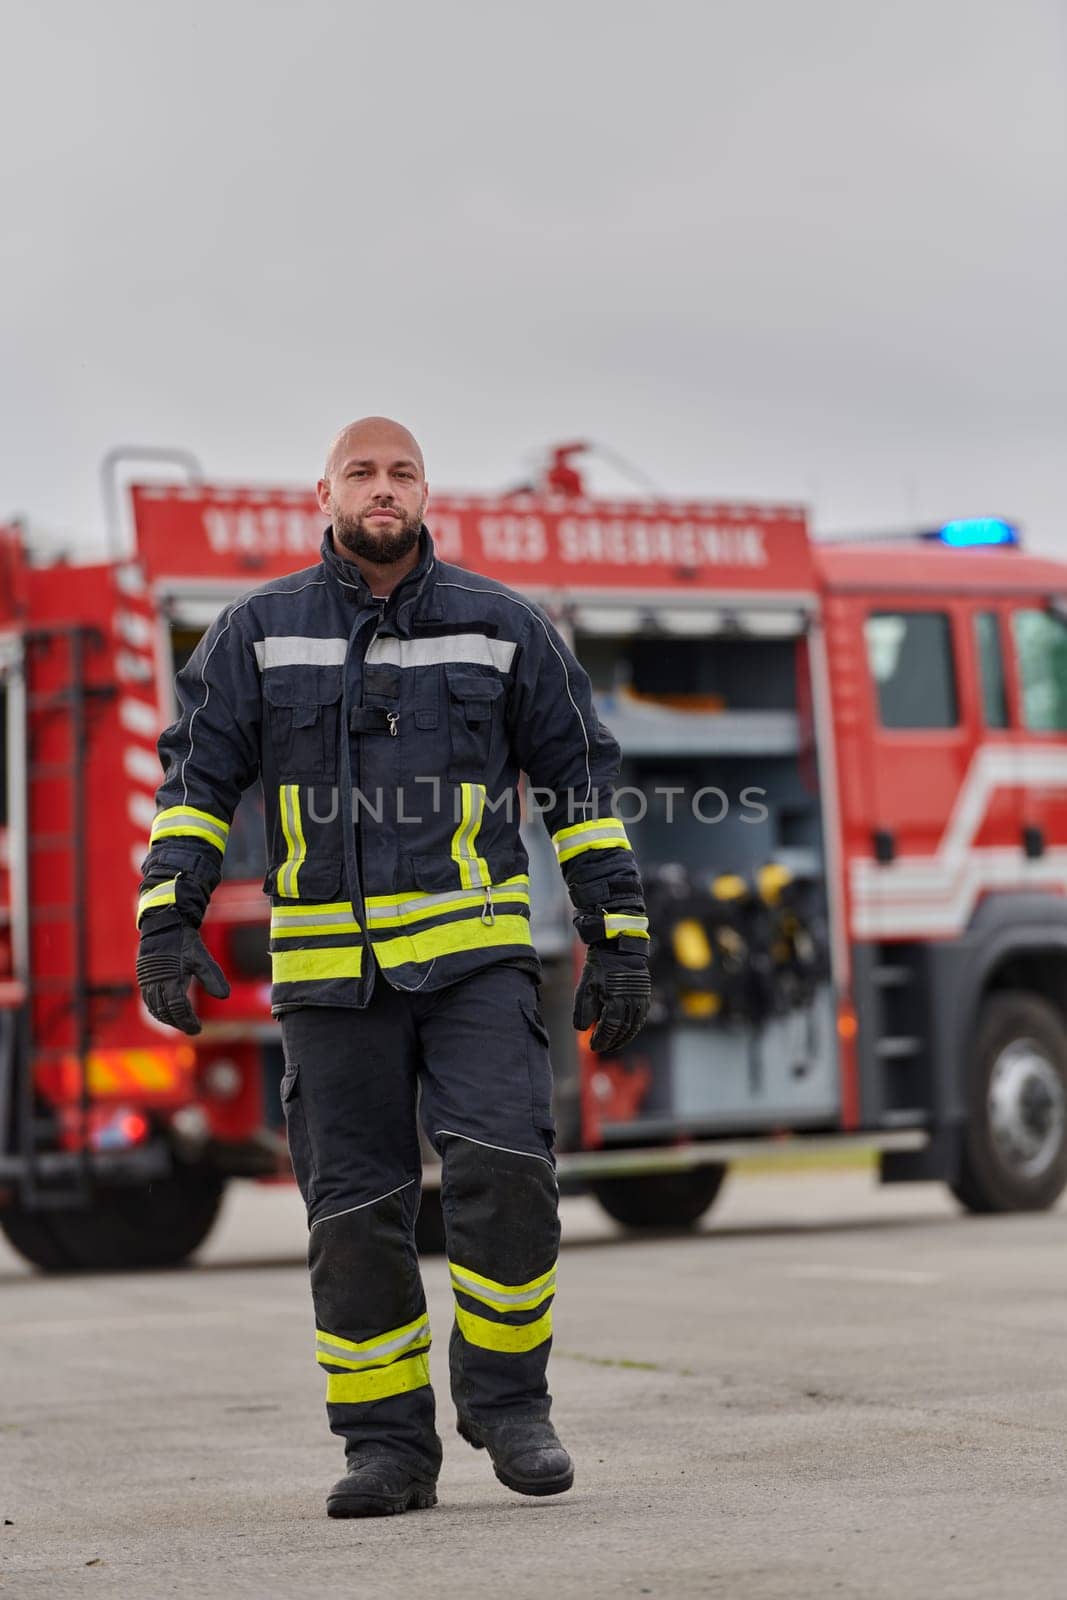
[278,963,561,1480]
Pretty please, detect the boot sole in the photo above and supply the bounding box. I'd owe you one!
[457,1421,574,1497]
[327,1485,437,1519]
[493,1465,574,1497]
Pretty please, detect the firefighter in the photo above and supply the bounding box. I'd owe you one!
[135,417,651,1518]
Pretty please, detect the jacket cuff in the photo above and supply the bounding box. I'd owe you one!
[136,872,208,930]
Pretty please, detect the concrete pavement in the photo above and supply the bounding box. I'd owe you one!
[1,1170,1065,1599]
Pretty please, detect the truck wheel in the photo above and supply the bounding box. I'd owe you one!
[0,1166,226,1272]
[590,1163,727,1230]
[951,991,1067,1214]
[0,1206,80,1271]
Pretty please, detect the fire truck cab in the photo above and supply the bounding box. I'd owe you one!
[1,469,1064,1271]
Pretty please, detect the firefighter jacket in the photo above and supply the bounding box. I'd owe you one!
[137,527,648,1012]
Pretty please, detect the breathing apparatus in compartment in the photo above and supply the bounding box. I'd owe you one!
[645,861,830,1030]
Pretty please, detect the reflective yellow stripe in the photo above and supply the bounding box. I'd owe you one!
[150,805,230,852]
[278,784,306,899]
[325,1352,431,1405]
[557,838,632,864]
[449,1259,557,1312]
[136,878,178,926]
[552,816,629,844]
[271,945,363,984]
[551,816,632,865]
[454,1303,553,1354]
[372,914,532,969]
[603,912,650,940]
[451,783,489,890]
[365,878,530,929]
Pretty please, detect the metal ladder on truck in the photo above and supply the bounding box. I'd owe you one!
[0,625,116,1209]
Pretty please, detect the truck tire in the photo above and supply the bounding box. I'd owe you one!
[0,1206,81,1271]
[590,1163,727,1230]
[951,991,1067,1214]
[0,1166,226,1272]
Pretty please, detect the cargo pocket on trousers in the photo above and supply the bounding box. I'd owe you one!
[280,1063,318,1208]
[518,993,556,1140]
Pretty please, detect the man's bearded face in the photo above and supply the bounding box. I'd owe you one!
[333,496,424,564]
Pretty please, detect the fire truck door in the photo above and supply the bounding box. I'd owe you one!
[1004,596,1067,866]
[853,598,1004,942]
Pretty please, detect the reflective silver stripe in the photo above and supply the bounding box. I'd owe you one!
[254,636,348,670]
[604,913,649,936]
[315,1318,430,1367]
[449,1267,557,1308]
[553,819,628,845]
[272,907,359,931]
[364,879,530,925]
[553,821,628,853]
[364,634,516,672]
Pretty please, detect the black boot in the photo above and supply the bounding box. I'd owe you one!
[326,1454,438,1519]
[458,1416,574,1496]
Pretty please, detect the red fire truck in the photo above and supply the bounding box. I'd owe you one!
[1,453,1065,1271]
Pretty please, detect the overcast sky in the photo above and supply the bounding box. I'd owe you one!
[2,0,1066,556]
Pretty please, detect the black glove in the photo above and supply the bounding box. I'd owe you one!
[572,940,652,1054]
[136,910,230,1036]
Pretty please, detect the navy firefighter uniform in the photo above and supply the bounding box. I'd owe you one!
[135,525,651,1512]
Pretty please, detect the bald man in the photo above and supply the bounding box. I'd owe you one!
[135,418,651,1517]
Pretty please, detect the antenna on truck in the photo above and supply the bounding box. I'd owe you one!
[100,446,204,561]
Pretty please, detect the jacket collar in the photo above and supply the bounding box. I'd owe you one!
[320,525,438,630]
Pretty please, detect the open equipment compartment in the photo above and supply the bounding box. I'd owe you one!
[564,600,839,1141]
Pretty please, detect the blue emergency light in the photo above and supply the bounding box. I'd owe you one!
[928,518,1020,548]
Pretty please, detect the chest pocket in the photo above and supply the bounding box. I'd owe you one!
[445,666,505,780]
[263,671,342,782]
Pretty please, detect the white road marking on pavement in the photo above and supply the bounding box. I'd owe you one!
[787,1264,941,1285]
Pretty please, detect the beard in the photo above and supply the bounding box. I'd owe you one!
[333,504,423,564]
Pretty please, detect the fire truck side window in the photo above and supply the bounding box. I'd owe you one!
[1012,609,1067,732]
[974,611,1009,729]
[864,611,958,729]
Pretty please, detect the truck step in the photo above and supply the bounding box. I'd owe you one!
[875,1036,923,1060]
